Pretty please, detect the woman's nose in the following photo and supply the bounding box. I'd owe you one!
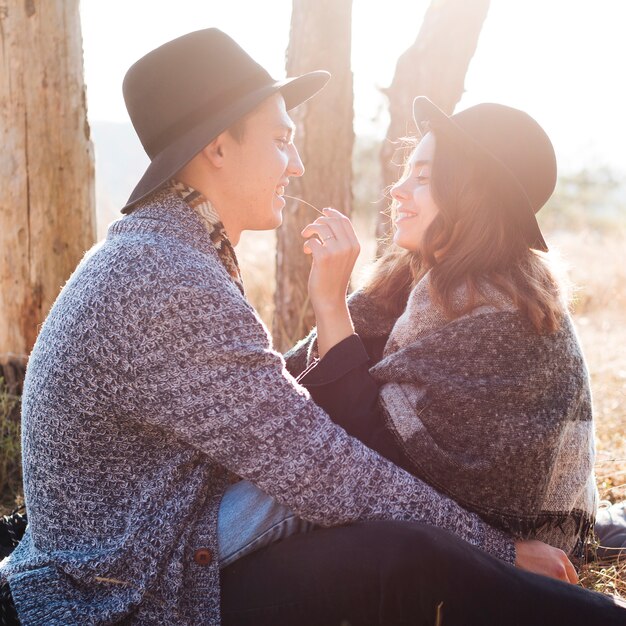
[390,180,407,201]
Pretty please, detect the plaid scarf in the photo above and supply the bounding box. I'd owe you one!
[170,180,244,295]
[285,277,598,556]
[369,274,597,556]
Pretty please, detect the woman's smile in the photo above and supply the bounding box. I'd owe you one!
[390,132,439,252]
[395,210,419,222]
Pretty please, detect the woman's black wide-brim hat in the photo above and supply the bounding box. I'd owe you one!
[121,28,330,213]
[412,97,557,252]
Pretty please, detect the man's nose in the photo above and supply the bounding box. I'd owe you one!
[287,144,305,177]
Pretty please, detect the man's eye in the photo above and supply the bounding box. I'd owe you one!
[277,138,289,147]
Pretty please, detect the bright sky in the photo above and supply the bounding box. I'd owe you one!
[80,0,626,174]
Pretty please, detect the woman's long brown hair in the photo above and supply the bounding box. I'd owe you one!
[362,123,566,334]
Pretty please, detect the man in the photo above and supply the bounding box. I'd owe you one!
[1,28,623,626]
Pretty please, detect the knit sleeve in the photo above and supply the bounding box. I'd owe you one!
[297,334,414,473]
[283,288,396,376]
[283,327,319,377]
[127,282,516,564]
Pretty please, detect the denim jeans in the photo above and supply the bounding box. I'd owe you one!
[217,480,316,568]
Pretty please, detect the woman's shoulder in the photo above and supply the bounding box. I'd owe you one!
[471,280,517,313]
[347,289,399,337]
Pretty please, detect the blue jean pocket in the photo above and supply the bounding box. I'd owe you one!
[217,480,315,569]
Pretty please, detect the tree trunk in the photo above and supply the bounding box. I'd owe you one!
[375,0,490,255]
[273,0,353,352]
[0,0,95,358]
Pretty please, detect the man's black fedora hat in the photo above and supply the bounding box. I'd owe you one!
[122,28,330,213]
[413,97,557,252]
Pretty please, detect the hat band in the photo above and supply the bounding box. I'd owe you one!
[147,70,273,157]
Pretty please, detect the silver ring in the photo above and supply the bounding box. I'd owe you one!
[322,234,336,242]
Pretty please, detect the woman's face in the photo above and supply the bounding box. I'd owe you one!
[390,132,439,253]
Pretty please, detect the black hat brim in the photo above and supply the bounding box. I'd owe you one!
[122,70,330,213]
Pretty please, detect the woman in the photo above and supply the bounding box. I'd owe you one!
[288,96,597,557]
[216,98,596,569]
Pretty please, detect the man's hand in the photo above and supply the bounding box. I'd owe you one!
[515,539,579,584]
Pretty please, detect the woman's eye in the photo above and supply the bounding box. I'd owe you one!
[277,138,289,147]
[415,175,429,184]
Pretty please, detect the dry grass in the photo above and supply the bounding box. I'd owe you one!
[0,378,22,512]
[580,557,626,600]
[552,226,626,600]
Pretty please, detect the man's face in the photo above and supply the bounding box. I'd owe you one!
[217,94,304,241]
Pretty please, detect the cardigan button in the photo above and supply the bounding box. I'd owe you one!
[193,548,213,566]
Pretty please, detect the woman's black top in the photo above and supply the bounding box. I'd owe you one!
[297,334,415,475]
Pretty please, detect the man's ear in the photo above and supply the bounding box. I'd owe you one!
[202,133,227,167]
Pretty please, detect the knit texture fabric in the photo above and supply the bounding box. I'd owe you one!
[0,188,513,626]
[374,274,597,555]
[286,274,598,556]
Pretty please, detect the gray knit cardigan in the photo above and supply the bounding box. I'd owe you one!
[0,188,513,625]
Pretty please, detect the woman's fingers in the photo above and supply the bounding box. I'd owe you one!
[317,208,358,241]
[320,207,356,237]
[301,223,337,243]
[301,209,360,257]
[321,208,361,252]
[302,235,340,260]
[303,237,324,255]
[301,208,361,315]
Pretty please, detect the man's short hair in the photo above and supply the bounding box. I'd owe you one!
[227,117,247,143]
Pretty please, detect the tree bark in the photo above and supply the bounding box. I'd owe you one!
[375,0,490,255]
[0,0,95,358]
[273,0,354,352]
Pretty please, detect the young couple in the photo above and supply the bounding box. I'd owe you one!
[1,28,624,626]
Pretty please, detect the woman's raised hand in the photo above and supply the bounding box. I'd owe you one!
[301,208,361,311]
[301,208,360,358]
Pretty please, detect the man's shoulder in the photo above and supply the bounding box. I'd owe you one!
[58,207,241,327]
[102,224,214,271]
[95,193,223,284]
[106,186,213,254]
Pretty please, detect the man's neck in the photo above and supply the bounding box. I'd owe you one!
[172,174,242,245]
